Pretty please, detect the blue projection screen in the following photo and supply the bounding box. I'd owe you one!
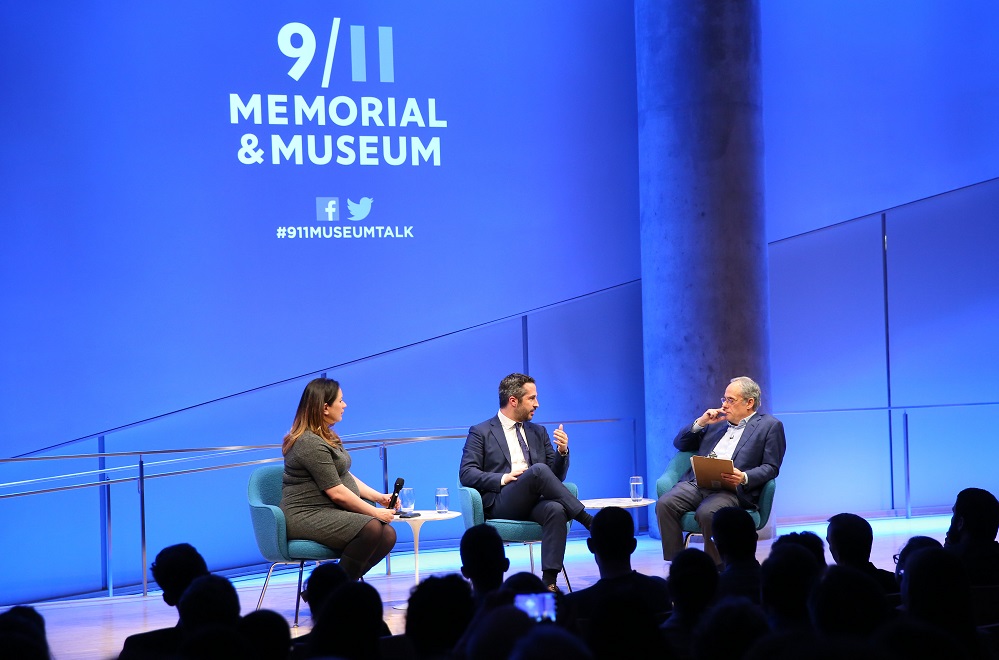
[0,2,640,451]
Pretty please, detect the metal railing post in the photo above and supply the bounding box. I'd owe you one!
[903,411,911,519]
[139,455,148,596]
[98,435,113,597]
[380,442,391,575]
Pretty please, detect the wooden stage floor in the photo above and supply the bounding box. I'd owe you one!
[26,515,951,660]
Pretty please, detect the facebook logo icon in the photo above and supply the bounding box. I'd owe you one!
[316,197,340,222]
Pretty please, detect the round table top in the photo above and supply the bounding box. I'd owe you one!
[579,497,656,509]
[390,509,462,523]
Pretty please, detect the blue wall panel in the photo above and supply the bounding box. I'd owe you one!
[762,0,999,241]
[886,178,999,407]
[769,215,888,413]
[894,405,999,509]
[775,410,894,517]
[0,488,106,603]
[768,178,999,517]
[0,440,105,604]
[106,465,267,588]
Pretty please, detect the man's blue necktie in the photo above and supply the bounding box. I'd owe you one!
[515,422,533,465]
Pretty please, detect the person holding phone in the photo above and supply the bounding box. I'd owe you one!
[280,377,397,580]
[655,376,786,567]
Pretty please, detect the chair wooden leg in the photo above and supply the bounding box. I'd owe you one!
[256,563,279,610]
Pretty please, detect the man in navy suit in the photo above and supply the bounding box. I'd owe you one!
[459,373,592,592]
[656,376,786,566]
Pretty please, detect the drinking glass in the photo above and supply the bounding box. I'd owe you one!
[400,487,416,513]
[629,476,644,501]
[435,488,449,513]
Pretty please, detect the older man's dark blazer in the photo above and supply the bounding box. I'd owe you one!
[674,412,786,509]
[459,415,569,511]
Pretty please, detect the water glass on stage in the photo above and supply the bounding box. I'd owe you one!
[435,488,449,513]
[400,487,416,514]
[629,476,644,501]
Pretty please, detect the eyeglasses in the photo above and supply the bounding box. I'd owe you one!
[720,397,744,405]
[892,553,900,564]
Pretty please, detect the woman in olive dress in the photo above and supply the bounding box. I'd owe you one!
[280,377,397,580]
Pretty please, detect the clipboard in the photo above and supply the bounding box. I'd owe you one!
[690,455,737,491]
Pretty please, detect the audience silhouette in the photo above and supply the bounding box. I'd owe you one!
[894,534,942,587]
[661,548,719,659]
[307,580,385,659]
[460,523,510,604]
[564,506,671,624]
[290,561,353,658]
[510,624,592,660]
[174,574,246,658]
[745,630,880,660]
[770,530,827,569]
[691,596,769,660]
[501,571,548,595]
[451,570,545,659]
[946,487,999,587]
[902,545,988,658]
[239,609,291,660]
[118,542,210,660]
[874,617,968,660]
[826,512,899,593]
[177,574,242,630]
[760,543,822,633]
[465,605,535,660]
[713,506,762,604]
[406,574,475,659]
[180,625,252,659]
[302,561,350,619]
[0,605,50,660]
[19,488,999,660]
[809,564,890,640]
[586,589,664,660]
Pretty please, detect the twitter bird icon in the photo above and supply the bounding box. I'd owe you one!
[347,197,373,221]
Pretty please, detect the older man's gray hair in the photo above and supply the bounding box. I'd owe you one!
[730,376,762,411]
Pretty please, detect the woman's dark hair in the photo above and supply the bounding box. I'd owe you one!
[282,377,341,454]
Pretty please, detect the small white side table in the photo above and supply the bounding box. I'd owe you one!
[580,497,655,509]
[390,509,461,583]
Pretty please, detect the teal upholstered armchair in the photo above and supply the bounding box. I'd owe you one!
[655,451,777,547]
[247,464,342,625]
[457,482,578,591]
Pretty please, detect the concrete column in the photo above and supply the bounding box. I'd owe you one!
[636,0,771,535]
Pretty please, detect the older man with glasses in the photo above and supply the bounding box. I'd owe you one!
[655,376,786,567]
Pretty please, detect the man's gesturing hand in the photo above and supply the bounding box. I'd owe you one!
[553,424,569,455]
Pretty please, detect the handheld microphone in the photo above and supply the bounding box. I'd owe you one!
[387,477,405,509]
